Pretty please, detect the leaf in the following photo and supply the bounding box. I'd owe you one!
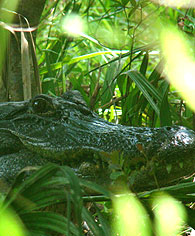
[110,171,124,180]
[21,212,80,235]
[159,80,172,126]
[130,0,136,6]
[121,0,130,6]
[117,74,127,96]
[139,52,149,76]
[139,182,195,201]
[3,164,59,210]
[86,43,158,75]
[148,59,164,82]
[123,70,161,116]
[39,50,130,75]
[68,51,128,64]
[0,207,26,236]
[17,188,66,213]
[69,74,89,104]
[80,179,111,198]
[101,62,118,106]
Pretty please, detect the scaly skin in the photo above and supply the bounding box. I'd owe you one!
[0,91,195,190]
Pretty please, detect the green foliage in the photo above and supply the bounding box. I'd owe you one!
[1,1,195,235]
[33,3,195,232]
[34,3,195,231]
[1,164,112,235]
[0,163,194,235]
[36,0,195,129]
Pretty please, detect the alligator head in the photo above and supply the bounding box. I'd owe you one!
[0,90,195,191]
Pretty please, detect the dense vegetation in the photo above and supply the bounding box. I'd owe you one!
[37,0,195,129]
[0,0,195,235]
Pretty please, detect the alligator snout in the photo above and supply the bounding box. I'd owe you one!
[0,91,195,191]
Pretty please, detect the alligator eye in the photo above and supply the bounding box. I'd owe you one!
[32,97,53,114]
[165,126,172,131]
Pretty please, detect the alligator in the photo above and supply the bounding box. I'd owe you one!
[0,90,195,191]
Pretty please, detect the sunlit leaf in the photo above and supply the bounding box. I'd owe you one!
[153,193,186,236]
[160,26,195,111]
[0,208,26,236]
[151,0,195,8]
[113,193,152,236]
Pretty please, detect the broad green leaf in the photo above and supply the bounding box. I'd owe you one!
[39,50,129,75]
[123,70,161,116]
[148,59,164,82]
[117,74,127,96]
[21,212,79,235]
[68,50,129,64]
[3,164,59,209]
[126,70,163,102]
[80,179,111,198]
[0,207,27,236]
[160,26,195,111]
[113,193,152,236]
[140,52,149,76]
[153,194,186,236]
[86,43,158,75]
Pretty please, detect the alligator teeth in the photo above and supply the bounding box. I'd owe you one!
[179,162,183,168]
[166,164,172,174]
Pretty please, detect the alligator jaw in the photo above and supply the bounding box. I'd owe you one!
[0,91,195,191]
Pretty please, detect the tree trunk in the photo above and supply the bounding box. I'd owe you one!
[0,0,46,101]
